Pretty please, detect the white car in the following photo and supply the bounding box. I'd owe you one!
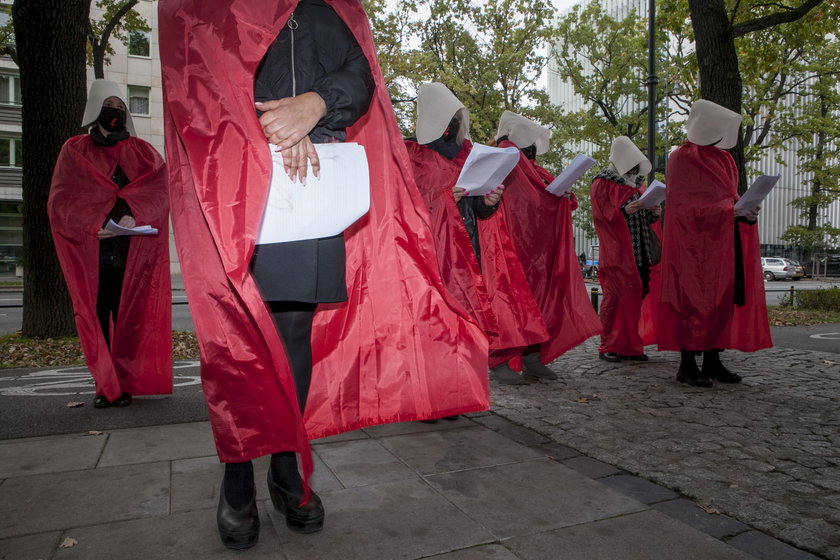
[761,257,794,281]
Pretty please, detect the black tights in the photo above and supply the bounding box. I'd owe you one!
[679,349,723,376]
[224,301,316,507]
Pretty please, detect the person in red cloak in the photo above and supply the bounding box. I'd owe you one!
[590,136,661,362]
[48,79,171,409]
[404,83,549,387]
[494,111,602,378]
[159,0,490,549]
[658,100,771,387]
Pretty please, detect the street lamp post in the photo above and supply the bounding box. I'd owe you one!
[646,0,658,184]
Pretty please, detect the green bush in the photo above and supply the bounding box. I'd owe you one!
[783,286,840,311]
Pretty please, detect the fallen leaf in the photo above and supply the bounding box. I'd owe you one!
[59,537,78,548]
[85,430,103,436]
[574,397,589,403]
[824,360,836,365]
[698,504,720,514]
[66,402,85,408]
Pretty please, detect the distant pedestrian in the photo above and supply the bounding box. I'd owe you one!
[658,100,772,386]
[591,136,660,363]
[48,79,172,409]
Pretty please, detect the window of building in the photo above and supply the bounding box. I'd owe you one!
[128,29,151,58]
[0,136,22,167]
[0,200,23,274]
[0,73,21,105]
[128,85,150,116]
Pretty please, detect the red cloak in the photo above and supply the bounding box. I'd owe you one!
[404,140,549,366]
[590,176,660,355]
[159,0,490,469]
[48,135,172,402]
[657,141,772,352]
[498,141,602,367]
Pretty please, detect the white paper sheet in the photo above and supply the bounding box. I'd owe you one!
[638,180,666,209]
[455,143,521,197]
[104,219,158,236]
[546,154,596,196]
[257,142,370,244]
[734,174,781,215]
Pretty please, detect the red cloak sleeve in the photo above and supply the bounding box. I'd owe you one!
[48,135,172,402]
[657,141,771,352]
[590,176,659,355]
[159,0,490,469]
[498,141,602,367]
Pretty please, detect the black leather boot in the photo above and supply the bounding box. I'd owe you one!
[217,481,259,549]
[676,350,713,388]
[702,350,742,383]
[268,453,324,534]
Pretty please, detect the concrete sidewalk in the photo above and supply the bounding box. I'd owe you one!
[0,411,820,559]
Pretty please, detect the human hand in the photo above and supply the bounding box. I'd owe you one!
[624,200,642,215]
[743,205,761,221]
[97,228,115,239]
[452,187,466,203]
[256,92,327,150]
[484,185,504,206]
[650,204,661,217]
[280,136,320,184]
[117,215,136,228]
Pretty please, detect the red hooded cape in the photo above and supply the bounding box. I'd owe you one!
[159,0,490,470]
[590,176,661,355]
[48,135,172,402]
[404,139,548,366]
[498,141,602,367]
[657,141,771,352]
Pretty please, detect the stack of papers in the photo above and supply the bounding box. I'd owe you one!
[546,154,596,196]
[734,174,781,215]
[105,220,158,236]
[637,180,665,209]
[455,143,521,197]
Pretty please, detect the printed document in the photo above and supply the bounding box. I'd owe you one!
[546,154,596,196]
[257,142,370,244]
[456,143,521,197]
[105,220,158,236]
[638,180,666,209]
[734,174,781,215]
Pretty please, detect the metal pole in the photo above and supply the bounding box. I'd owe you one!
[646,0,658,184]
[590,287,600,313]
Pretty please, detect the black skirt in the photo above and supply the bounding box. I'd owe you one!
[251,234,347,303]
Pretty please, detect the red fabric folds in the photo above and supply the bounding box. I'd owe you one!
[158,0,490,472]
[657,141,771,352]
[499,141,601,367]
[590,177,660,355]
[404,139,548,367]
[48,136,172,402]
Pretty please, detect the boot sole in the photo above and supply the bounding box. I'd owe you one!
[267,473,324,534]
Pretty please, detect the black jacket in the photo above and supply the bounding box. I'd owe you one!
[254,0,375,143]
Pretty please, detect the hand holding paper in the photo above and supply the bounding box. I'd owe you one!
[637,180,665,209]
[104,219,159,236]
[734,174,780,216]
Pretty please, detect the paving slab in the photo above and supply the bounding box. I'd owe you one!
[0,532,61,560]
[51,505,286,559]
[379,426,543,475]
[425,458,646,539]
[170,453,341,514]
[471,414,551,446]
[268,478,494,559]
[0,433,106,478]
[531,442,581,461]
[426,544,521,559]
[561,455,623,479]
[0,461,170,539]
[314,437,416,488]
[727,530,825,560]
[505,509,757,560]
[97,421,216,467]
[653,498,750,539]
[597,474,679,504]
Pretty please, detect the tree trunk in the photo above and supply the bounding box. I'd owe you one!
[687,0,748,193]
[13,0,91,337]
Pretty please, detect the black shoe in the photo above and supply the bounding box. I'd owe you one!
[217,482,259,550]
[704,364,742,384]
[111,393,132,407]
[620,354,648,361]
[267,470,324,534]
[522,352,558,380]
[442,415,459,421]
[598,352,621,363]
[676,368,713,388]
[93,395,110,408]
[489,364,530,385]
[420,419,439,424]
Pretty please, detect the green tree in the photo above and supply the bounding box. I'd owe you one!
[87,0,151,79]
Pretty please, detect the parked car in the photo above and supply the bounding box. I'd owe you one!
[779,258,805,280]
[761,257,794,281]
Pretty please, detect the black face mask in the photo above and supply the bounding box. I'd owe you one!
[97,106,127,133]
